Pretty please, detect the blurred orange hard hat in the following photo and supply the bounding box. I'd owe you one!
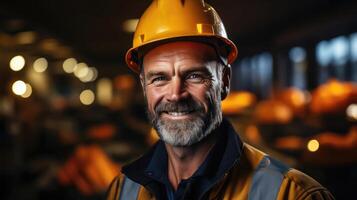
[125,0,238,73]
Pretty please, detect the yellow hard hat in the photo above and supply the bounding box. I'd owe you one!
[125,0,238,73]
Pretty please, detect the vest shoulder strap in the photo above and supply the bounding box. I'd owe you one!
[248,156,290,200]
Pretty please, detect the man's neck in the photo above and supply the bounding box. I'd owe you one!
[165,130,219,190]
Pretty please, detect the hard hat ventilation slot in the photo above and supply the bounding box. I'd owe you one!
[140,34,145,43]
[180,0,186,6]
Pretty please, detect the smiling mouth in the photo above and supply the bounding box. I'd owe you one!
[166,111,190,116]
[162,110,196,118]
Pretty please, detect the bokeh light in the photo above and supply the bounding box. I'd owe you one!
[79,67,98,82]
[12,80,27,95]
[316,40,331,67]
[74,63,89,78]
[346,104,357,120]
[90,67,98,81]
[289,46,306,63]
[21,83,33,98]
[97,78,112,106]
[307,139,319,152]
[33,57,48,72]
[10,55,25,71]
[63,58,77,73]
[80,89,95,105]
[331,36,349,66]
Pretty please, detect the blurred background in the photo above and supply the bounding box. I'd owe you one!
[0,0,356,199]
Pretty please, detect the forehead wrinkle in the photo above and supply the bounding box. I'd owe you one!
[143,42,219,77]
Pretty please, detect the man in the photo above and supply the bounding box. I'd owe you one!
[107,0,334,199]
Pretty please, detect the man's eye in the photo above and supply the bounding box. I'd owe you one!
[188,74,199,79]
[187,74,204,82]
[152,76,166,83]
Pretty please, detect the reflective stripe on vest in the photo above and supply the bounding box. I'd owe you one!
[248,156,290,200]
[119,156,289,200]
[119,176,140,200]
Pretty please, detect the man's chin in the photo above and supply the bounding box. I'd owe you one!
[160,132,202,147]
[155,118,207,146]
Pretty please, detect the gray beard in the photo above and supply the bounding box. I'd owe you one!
[155,114,207,146]
[147,95,222,147]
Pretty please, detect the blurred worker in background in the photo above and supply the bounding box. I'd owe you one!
[107,0,334,199]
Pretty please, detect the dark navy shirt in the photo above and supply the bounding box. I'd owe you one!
[144,120,234,199]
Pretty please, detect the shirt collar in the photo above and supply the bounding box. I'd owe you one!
[145,140,168,183]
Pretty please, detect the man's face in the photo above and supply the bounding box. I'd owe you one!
[141,41,229,146]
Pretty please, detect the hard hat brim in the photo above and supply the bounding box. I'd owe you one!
[125,35,238,74]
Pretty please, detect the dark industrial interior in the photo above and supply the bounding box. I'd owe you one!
[0,0,356,199]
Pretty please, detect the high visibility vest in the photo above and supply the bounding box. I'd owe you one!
[118,155,289,200]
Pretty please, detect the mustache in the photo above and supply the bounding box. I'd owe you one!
[155,99,204,114]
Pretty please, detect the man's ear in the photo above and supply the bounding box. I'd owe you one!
[221,64,231,100]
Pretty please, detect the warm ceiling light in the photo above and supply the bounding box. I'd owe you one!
[33,57,48,73]
[10,55,25,71]
[63,58,77,73]
[90,67,98,81]
[80,67,98,82]
[21,83,33,98]
[74,63,89,78]
[80,89,95,105]
[12,80,27,95]
[307,139,319,152]
[346,104,357,120]
[80,69,93,82]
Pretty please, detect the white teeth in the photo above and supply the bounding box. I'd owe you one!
[167,112,189,116]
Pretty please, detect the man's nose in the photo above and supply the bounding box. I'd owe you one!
[166,77,189,102]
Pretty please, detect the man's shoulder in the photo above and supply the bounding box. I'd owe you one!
[281,169,335,200]
[284,169,322,191]
[240,144,334,199]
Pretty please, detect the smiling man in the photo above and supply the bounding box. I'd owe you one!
[143,42,224,148]
[106,0,334,199]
